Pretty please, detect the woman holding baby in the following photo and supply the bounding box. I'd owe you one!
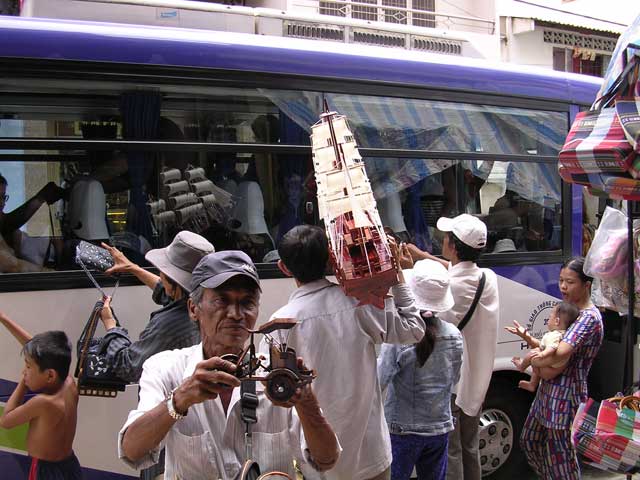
[506,256,603,479]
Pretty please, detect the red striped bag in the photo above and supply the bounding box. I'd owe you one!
[559,107,637,175]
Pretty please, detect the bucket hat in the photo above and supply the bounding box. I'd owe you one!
[145,231,214,292]
[404,259,454,313]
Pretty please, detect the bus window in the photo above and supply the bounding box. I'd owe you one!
[367,158,562,257]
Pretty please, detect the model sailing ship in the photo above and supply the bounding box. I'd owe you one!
[311,101,399,308]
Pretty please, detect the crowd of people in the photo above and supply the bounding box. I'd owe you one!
[0,212,604,480]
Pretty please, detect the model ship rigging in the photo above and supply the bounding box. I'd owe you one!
[311,101,399,308]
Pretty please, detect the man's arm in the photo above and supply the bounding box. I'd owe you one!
[1,183,63,235]
[0,379,46,429]
[0,311,32,346]
[361,282,425,345]
[102,243,160,290]
[293,386,340,472]
[121,356,240,462]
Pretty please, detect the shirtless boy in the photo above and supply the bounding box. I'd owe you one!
[506,301,579,392]
[0,310,81,479]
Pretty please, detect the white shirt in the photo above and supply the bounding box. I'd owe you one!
[118,344,324,480]
[264,279,424,480]
[440,262,499,417]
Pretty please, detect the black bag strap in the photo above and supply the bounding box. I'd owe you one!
[240,380,258,461]
[457,272,486,332]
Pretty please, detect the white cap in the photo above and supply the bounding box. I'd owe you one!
[436,214,487,249]
[403,259,454,313]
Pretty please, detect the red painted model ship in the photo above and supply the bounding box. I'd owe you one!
[311,102,398,308]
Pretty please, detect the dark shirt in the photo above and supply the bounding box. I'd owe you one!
[100,282,200,383]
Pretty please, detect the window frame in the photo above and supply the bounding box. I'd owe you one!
[0,58,576,292]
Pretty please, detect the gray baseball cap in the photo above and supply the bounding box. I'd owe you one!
[145,231,214,292]
[190,250,261,292]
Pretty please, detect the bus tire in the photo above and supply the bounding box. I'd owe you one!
[480,376,533,478]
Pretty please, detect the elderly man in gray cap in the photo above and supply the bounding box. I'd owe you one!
[118,250,340,479]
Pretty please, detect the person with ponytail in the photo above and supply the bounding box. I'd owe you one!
[378,259,463,480]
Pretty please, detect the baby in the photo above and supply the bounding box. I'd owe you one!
[506,301,580,392]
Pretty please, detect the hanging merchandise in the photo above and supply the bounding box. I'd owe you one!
[558,22,640,200]
[586,207,640,316]
[572,395,640,474]
[584,207,629,280]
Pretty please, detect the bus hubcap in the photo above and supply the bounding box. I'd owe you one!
[479,408,513,476]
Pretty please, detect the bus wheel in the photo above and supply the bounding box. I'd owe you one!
[480,378,532,478]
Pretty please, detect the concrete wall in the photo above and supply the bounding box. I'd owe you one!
[501,24,553,69]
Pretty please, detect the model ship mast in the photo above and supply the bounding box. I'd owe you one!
[311,100,399,308]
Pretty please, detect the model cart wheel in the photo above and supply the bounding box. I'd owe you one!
[266,369,297,402]
[480,377,532,478]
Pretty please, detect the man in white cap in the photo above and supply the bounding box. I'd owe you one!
[408,214,499,480]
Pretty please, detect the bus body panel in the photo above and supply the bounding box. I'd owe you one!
[0,17,601,105]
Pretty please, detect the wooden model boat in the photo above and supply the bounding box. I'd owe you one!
[311,102,398,308]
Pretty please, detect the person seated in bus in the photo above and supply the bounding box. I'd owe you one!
[0,310,82,480]
[506,301,579,392]
[265,225,425,480]
[517,257,603,479]
[378,259,463,480]
[0,174,64,273]
[118,250,340,478]
[98,231,214,383]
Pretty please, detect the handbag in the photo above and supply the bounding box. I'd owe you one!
[75,240,114,272]
[74,299,127,397]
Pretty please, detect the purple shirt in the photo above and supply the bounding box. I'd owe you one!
[531,306,603,429]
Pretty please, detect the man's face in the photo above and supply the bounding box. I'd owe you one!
[193,280,260,355]
[0,183,7,212]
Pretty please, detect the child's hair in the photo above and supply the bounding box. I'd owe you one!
[555,301,580,329]
[22,331,72,382]
[415,312,439,367]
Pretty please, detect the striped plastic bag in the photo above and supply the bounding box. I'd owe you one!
[617,98,640,155]
[571,397,640,474]
[559,108,636,175]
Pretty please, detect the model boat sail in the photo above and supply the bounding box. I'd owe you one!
[311,102,399,308]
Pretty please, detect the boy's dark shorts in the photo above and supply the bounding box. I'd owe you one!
[29,452,82,479]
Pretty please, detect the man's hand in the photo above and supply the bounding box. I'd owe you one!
[37,182,65,205]
[172,357,241,414]
[100,296,117,331]
[102,243,136,275]
[389,238,414,270]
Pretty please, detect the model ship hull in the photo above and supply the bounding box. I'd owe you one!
[311,106,398,308]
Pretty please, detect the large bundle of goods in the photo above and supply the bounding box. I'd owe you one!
[572,395,640,474]
[311,102,398,308]
[559,18,640,200]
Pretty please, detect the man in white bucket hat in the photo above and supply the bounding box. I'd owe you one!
[99,231,214,479]
[98,231,214,382]
[406,214,499,480]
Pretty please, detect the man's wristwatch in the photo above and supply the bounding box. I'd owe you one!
[167,387,187,420]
